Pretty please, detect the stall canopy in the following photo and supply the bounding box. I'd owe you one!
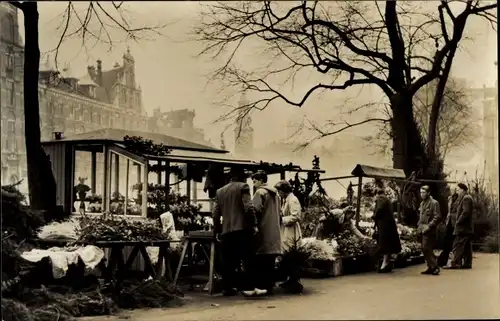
[351,164,406,180]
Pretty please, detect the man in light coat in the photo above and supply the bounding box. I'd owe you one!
[418,185,442,275]
[446,183,474,269]
[212,167,257,296]
[248,171,282,296]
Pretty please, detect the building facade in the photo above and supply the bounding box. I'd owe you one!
[1,3,211,194]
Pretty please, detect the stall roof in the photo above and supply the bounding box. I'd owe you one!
[138,147,324,173]
[41,128,224,153]
[351,164,406,179]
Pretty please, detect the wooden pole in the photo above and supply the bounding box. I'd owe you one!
[157,160,162,184]
[186,179,191,204]
[114,154,120,194]
[91,151,97,193]
[105,149,112,213]
[124,159,130,215]
[355,176,363,226]
[280,171,285,180]
[102,146,109,213]
[164,162,170,208]
[142,160,148,217]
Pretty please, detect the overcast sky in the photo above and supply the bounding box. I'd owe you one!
[18,1,497,152]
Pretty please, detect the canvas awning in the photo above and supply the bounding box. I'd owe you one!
[351,164,406,179]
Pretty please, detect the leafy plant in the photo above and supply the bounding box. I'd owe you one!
[123,136,172,156]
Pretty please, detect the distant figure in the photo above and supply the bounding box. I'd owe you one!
[373,188,402,273]
[446,183,474,269]
[315,205,367,240]
[438,185,459,267]
[212,167,257,297]
[418,185,442,276]
[248,171,282,297]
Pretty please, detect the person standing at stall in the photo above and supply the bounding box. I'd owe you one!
[438,185,459,267]
[373,188,402,273]
[446,183,474,269]
[212,167,257,296]
[275,180,303,291]
[418,185,442,275]
[248,170,282,297]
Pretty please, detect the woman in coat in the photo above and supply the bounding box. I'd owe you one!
[373,188,402,272]
[274,180,302,250]
[274,180,303,291]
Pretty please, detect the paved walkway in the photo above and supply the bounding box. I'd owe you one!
[85,253,500,320]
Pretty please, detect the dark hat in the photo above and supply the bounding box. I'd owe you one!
[457,183,468,191]
[275,180,292,193]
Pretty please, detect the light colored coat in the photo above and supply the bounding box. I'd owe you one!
[280,193,303,251]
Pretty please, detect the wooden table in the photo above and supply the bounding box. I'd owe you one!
[172,232,217,295]
[32,238,177,291]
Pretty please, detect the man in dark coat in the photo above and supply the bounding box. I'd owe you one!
[438,186,459,267]
[418,185,442,275]
[373,188,401,272]
[212,167,257,296]
[446,183,474,269]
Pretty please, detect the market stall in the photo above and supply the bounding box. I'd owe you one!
[39,128,324,292]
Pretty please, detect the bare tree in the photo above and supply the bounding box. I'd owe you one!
[365,78,480,160]
[8,1,164,212]
[195,1,496,177]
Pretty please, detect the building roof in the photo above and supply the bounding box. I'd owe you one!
[77,74,98,87]
[42,128,223,153]
[351,164,406,179]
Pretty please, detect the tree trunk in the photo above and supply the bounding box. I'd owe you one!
[22,3,57,212]
[390,93,425,176]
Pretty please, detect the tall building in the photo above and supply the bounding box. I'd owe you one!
[234,93,254,157]
[0,3,149,192]
[1,2,25,187]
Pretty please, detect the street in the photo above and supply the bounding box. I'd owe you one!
[84,253,500,320]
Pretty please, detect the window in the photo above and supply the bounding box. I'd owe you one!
[6,52,14,71]
[7,115,16,151]
[9,82,15,106]
[1,14,15,43]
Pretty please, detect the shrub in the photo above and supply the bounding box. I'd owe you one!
[466,172,499,253]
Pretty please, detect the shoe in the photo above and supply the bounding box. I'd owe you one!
[421,269,433,275]
[254,288,268,296]
[222,288,238,297]
[431,268,440,275]
[242,290,256,297]
[378,266,392,273]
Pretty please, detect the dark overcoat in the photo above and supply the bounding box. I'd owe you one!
[454,193,474,236]
[373,194,402,255]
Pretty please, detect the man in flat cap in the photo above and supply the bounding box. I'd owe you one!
[446,183,474,269]
[418,185,442,275]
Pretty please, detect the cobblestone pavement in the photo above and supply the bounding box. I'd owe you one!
[85,253,500,320]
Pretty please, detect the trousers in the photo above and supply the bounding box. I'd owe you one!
[450,235,473,268]
[438,222,455,266]
[422,233,438,270]
[251,254,277,291]
[219,230,255,291]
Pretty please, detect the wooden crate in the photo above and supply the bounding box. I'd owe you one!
[341,253,377,275]
[301,259,341,278]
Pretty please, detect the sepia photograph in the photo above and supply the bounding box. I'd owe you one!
[0,1,498,320]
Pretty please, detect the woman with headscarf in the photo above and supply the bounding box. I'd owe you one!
[274,180,303,292]
[372,188,402,273]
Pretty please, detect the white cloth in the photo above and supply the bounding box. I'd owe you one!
[21,245,105,279]
[160,211,180,241]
